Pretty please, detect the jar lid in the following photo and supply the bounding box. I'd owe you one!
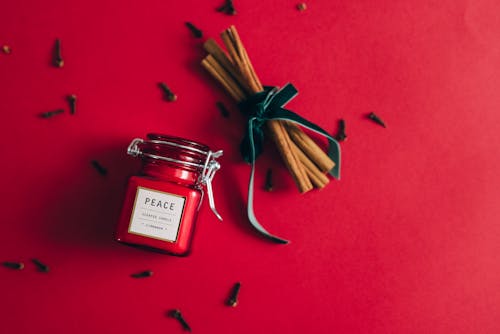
[128,133,214,170]
[146,133,210,156]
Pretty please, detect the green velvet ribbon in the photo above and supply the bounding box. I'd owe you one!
[239,83,341,244]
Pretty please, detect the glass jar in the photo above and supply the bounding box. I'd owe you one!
[115,133,223,256]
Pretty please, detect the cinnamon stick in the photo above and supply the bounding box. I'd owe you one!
[289,140,329,188]
[228,26,263,91]
[268,121,313,193]
[220,31,244,74]
[202,56,245,101]
[286,124,335,173]
[221,29,260,93]
[203,38,253,95]
[205,54,245,99]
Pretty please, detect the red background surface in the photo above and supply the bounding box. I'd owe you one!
[1,0,500,333]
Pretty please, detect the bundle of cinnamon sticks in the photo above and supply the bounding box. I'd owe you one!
[201,25,336,193]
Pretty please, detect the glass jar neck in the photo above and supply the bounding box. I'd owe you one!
[141,159,201,186]
[134,133,211,186]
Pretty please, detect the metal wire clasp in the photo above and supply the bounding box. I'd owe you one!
[127,138,144,157]
[199,150,223,221]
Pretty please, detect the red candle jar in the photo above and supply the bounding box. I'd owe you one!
[115,133,223,256]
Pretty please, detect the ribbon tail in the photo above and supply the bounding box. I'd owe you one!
[246,118,289,244]
[327,138,341,179]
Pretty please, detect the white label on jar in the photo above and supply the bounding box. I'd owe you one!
[128,187,186,242]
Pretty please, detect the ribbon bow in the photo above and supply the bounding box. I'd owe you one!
[239,83,341,244]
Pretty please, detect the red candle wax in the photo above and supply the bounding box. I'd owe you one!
[115,134,222,256]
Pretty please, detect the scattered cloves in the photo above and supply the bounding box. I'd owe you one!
[335,119,347,141]
[158,82,177,102]
[185,22,203,38]
[169,309,191,332]
[32,258,49,272]
[131,270,153,278]
[2,261,24,270]
[368,112,386,128]
[91,160,108,176]
[265,168,273,192]
[297,3,307,11]
[40,109,64,119]
[216,101,230,118]
[53,38,64,68]
[226,282,241,307]
[2,45,12,54]
[67,94,77,115]
[217,0,236,15]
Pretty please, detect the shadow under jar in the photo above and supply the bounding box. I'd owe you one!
[115,134,223,256]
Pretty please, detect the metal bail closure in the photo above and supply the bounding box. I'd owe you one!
[199,150,223,221]
[127,138,223,221]
[127,138,144,157]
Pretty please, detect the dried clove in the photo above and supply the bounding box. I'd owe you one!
[226,282,241,307]
[265,169,273,192]
[2,45,12,54]
[335,119,347,141]
[216,101,230,118]
[217,0,236,15]
[67,94,77,115]
[2,261,24,270]
[158,82,177,102]
[368,112,386,128]
[297,3,307,11]
[131,270,153,278]
[185,22,203,38]
[91,160,108,176]
[53,38,64,68]
[32,259,49,272]
[40,109,64,119]
[169,309,191,332]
